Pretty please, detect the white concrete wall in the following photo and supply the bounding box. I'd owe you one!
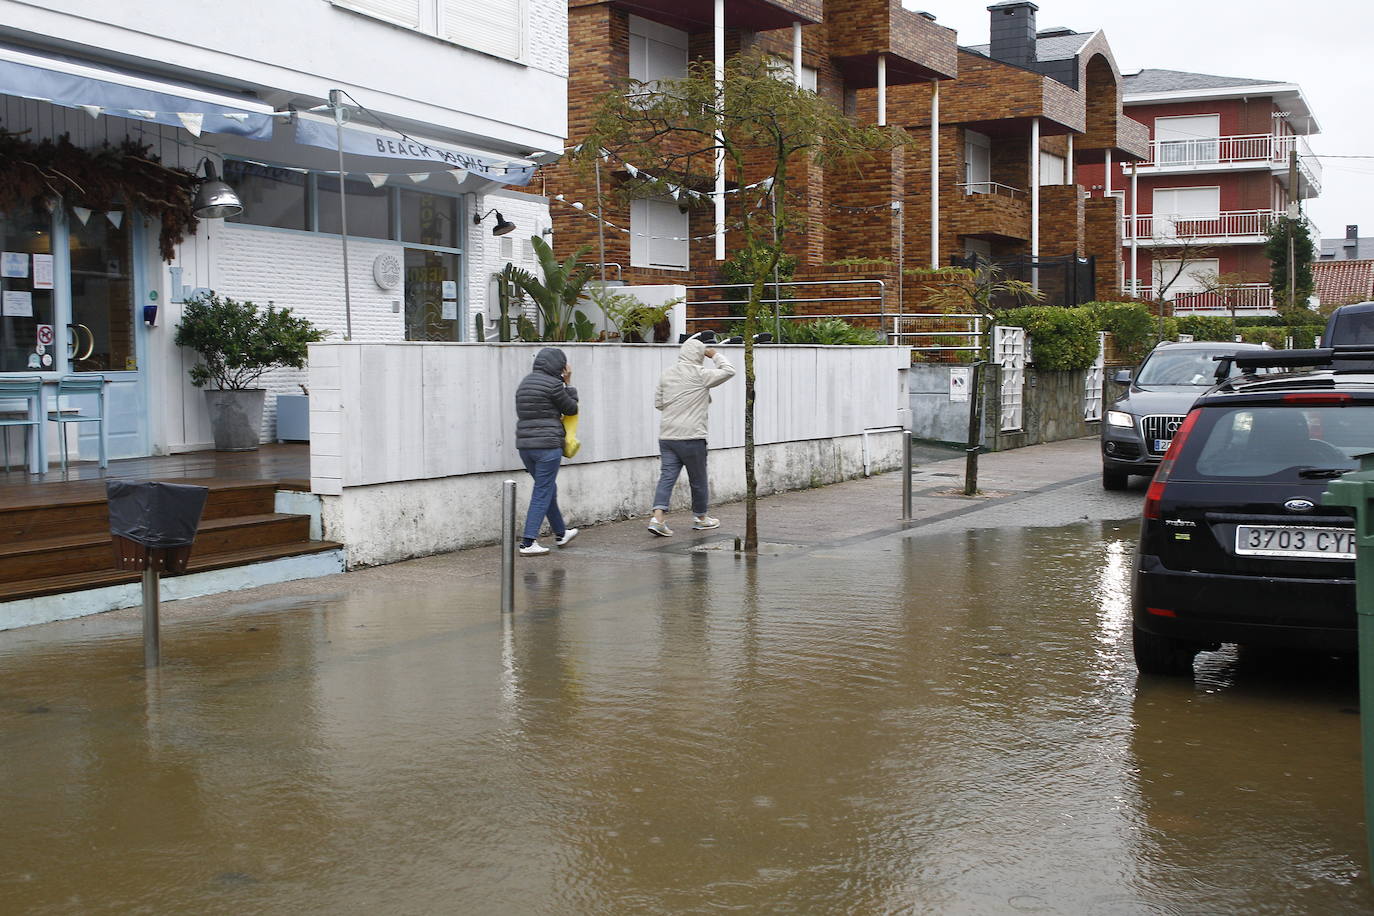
[308,342,912,494]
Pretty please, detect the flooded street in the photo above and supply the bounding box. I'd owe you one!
[2,505,1371,914]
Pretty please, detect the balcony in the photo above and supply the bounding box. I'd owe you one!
[1136,133,1321,197]
[825,0,958,86]
[1123,209,1276,245]
[947,184,1031,242]
[1126,282,1275,316]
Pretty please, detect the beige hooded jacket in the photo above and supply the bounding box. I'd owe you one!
[655,338,736,440]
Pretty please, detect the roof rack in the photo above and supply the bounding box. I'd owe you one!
[1212,347,1374,382]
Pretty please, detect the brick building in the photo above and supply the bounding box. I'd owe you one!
[1078,68,1322,316]
[545,0,1146,325]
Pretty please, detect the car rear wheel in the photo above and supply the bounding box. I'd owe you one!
[1132,624,1198,676]
[1102,468,1130,491]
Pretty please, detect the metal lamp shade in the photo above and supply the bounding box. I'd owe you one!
[192,160,243,219]
[492,212,517,236]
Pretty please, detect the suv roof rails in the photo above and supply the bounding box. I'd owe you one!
[1212,347,1374,381]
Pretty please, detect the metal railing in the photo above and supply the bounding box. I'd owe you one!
[957,181,1024,199]
[1140,132,1322,193]
[684,278,886,329]
[1123,209,1276,242]
[1171,285,1274,315]
[890,313,988,354]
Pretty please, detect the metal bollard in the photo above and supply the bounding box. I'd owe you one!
[142,567,160,668]
[501,479,516,614]
[901,432,913,520]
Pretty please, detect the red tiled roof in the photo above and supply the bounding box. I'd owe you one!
[1314,259,1374,307]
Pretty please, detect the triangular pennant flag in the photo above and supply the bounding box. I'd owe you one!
[128,109,157,120]
[568,143,583,154]
[554,194,565,201]
[408,173,430,183]
[450,169,466,185]
[71,206,92,226]
[106,210,123,229]
[79,105,101,120]
[669,186,680,200]
[175,112,204,137]
[222,112,249,123]
[367,173,388,189]
[571,201,584,210]
[624,163,638,178]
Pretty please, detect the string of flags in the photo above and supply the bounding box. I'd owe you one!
[68,104,289,137]
[567,144,776,202]
[549,193,760,242]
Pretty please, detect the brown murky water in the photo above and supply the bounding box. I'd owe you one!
[2,522,1370,914]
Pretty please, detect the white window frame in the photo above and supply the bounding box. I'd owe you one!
[629,15,688,94]
[1154,258,1220,295]
[767,56,818,92]
[332,0,525,62]
[630,198,689,271]
[1154,114,1221,165]
[964,130,992,193]
[1038,151,1067,186]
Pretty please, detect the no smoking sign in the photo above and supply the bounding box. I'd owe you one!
[36,324,54,347]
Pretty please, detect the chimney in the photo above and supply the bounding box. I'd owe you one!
[1348,225,1359,240]
[988,1,1039,70]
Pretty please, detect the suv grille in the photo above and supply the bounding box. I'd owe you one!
[1142,414,1187,456]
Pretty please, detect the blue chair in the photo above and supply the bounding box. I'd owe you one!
[0,377,45,473]
[48,375,107,471]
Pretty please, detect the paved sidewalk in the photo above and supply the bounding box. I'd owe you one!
[11,437,1141,635]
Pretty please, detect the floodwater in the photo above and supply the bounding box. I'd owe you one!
[2,521,1371,914]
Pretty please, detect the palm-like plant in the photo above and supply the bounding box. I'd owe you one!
[505,236,599,341]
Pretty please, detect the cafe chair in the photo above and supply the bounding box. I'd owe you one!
[48,375,107,471]
[0,376,45,473]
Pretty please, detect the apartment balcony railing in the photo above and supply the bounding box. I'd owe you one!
[1125,283,1274,315]
[1139,133,1321,194]
[1123,209,1276,243]
[957,182,1023,199]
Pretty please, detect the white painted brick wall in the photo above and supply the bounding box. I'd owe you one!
[216,225,405,439]
[467,191,551,334]
[528,0,569,78]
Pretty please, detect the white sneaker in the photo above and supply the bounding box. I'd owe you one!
[692,516,720,530]
[555,528,579,547]
[519,542,550,556]
[647,519,673,537]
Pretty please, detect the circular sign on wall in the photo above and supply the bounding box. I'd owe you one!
[373,253,402,291]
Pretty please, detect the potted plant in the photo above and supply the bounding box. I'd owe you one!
[174,292,325,451]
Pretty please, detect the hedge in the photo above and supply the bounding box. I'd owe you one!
[1175,315,1236,341]
[998,305,1099,370]
[1082,301,1156,364]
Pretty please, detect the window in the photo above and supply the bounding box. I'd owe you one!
[317,176,393,240]
[1154,115,1220,165]
[1153,258,1219,295]
[768,56,818,93]
[1039,151,1067,186]
[401,191,460,248]
[630,198,689,270]
[332,0,524,61]
[225,162,308,231]
[0,213,56,372]
[963,130,991,193]
[1152,186,1220,238]
[629,16,687,93]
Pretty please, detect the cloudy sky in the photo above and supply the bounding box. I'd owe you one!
[911,0,1373,242]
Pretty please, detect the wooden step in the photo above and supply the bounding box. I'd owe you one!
[0,540,343,603]
[0,514,311,581]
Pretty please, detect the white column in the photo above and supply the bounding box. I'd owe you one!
[714,0,725,261]
[930,80,940,269]
[1103,148,1112,198]
[1066,133,1074,176]
[877,54,887,127]
[1130,161,1139,296]
[1030,117,1040,263]
[792,23,802,89]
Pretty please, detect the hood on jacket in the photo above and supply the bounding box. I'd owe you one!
[678,338,706,364]
[532,347,568,377]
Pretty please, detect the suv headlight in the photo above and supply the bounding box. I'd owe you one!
[1106,410,1135,429]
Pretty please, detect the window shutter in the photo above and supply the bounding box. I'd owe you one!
[443,0,523,60]
[648,200,688,269]
[333,0,421,28]
[630,199,649,267]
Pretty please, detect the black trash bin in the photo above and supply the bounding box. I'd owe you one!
[107,480,210,574]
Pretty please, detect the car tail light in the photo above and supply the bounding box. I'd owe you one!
[1145,607,1177,618]
[1144,408,1201,520]
[1281,392,1353,405]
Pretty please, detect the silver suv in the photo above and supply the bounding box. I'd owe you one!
[1101,341,1269,490]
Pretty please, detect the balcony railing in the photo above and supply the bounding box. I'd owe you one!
[1123,209,1276,243]
[958,181,1023,199]
[1125,283,1274,315]
[1139,132,1321,192]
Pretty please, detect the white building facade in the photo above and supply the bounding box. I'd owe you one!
[0,0,566,457]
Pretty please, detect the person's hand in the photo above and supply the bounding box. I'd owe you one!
[561,365,572,384]
[704,347,716,359]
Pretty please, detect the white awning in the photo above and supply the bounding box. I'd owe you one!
[0,44,277,139]
[293,113,535,187]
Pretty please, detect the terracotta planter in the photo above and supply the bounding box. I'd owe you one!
[205,388,266,451]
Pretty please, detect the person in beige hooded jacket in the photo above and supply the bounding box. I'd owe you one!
[648,336,736,536]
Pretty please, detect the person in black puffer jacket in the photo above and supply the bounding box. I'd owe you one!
[514,347,579,555]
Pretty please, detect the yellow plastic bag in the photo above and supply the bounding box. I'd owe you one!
[561,413,581,458]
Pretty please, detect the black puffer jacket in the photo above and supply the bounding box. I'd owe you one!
[515,347,579,450]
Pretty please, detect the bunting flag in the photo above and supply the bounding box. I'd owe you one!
[175,112,204,137]
[367,173,389,189]
[106,211,123,229]
[78,105,100,120]
[408,173,430,183]
[71,206,92,225]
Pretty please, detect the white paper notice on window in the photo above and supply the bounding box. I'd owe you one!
[31,254,54,290]
[441,300,458,321]
[442,280,457,300]
[1,251,28,278]
[3,290,33,317]
[949,366,971,403]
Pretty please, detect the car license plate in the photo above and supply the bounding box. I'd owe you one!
[1235,525,1356,559]
[1154,438,1172,453]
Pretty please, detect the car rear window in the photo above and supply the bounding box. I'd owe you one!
[1179,405,1374,480]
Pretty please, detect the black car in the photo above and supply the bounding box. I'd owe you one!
[1101,341,1270,490]
[1132,348,1374,675]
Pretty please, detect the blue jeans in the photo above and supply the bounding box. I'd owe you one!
[519,447,566,542]
[653,439,709,516]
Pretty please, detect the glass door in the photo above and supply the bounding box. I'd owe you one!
[404,248,462,341]
[0,212,58,373]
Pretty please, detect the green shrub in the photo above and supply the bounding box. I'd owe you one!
[1290,325,1318,348]
[999,305,1098,370]
[1175,315,1236,342]
[174,292,326,390]
[1239,326,1286,348]
[1083,301,1156,364]
[726,316,882,345]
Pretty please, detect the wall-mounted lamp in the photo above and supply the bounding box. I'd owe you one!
[192,159,243,219]
[143,304,158,326]
[474,208,517,236]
